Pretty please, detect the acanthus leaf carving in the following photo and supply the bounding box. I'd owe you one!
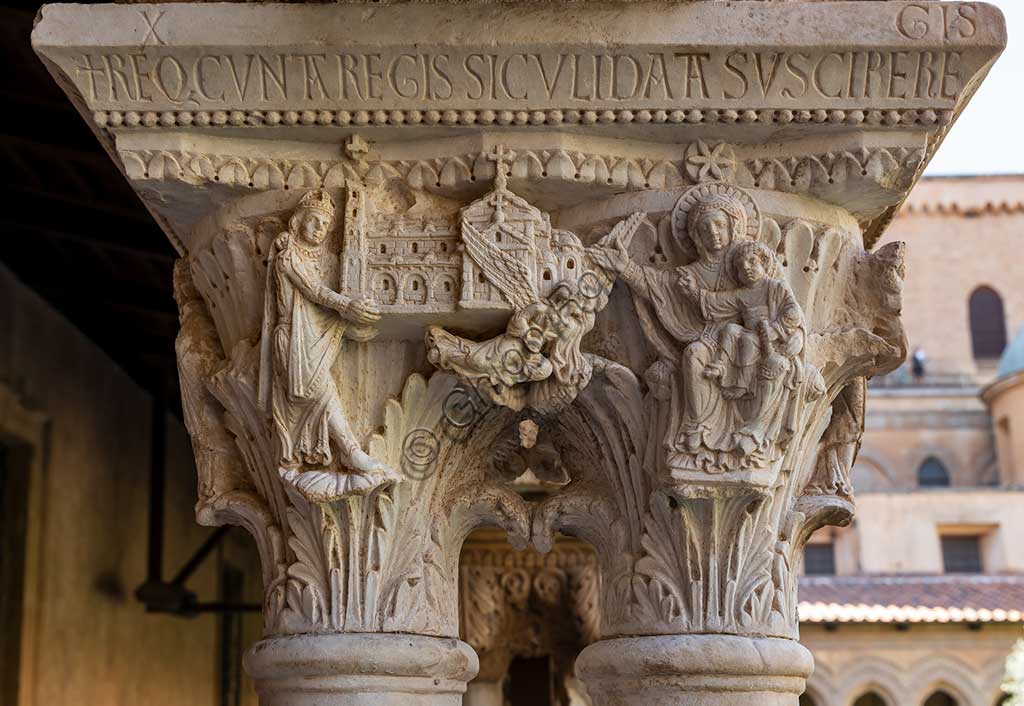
[533,177,905,641]
[176,182,538,639]
[172,140,906,647]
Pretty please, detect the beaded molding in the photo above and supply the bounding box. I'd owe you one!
[95,107,954,129]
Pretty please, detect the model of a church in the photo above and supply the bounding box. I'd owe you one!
[338,149,585,329]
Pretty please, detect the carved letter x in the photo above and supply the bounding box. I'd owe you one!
[139,9,166,47]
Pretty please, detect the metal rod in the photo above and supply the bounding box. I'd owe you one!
[146,386,167,583]
[171,525,230,586]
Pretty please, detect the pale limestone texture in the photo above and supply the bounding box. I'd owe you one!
[31,2,1006,704]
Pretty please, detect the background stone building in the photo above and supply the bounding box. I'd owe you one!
[796,176,1024,706]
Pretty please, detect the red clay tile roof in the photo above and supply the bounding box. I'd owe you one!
[798,575,1024,623]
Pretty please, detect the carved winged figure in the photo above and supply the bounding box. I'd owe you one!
[258,189,399,500]
[427,211,646,415]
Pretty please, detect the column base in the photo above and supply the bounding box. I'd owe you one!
[244,633,479,706]
[575,635,813,706]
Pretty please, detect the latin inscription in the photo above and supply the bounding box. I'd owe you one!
[896,3,978,40]
[70,47,966,109]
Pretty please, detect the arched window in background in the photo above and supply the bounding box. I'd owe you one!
[918,456,951,488]
[799,694,818,706]
[853,692,889,706]
[923,692,958,706]
[969,286,1008,359]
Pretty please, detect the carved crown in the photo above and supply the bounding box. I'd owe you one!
[297,189,336,219]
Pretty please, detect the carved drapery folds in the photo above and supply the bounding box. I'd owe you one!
[32,2,1004,702]
[533,180,906,640]
[172,150,906,646]
[173,143,907,645]
[175,184,533,638]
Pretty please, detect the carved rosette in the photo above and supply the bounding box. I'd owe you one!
[32,2,1005,703]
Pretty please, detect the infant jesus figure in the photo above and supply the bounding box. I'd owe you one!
[680,238,807,457]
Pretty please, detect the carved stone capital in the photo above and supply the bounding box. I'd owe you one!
[529,181,907,642]
[33,2,1004,705]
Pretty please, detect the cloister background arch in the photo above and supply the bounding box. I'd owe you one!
[922,691,958,706]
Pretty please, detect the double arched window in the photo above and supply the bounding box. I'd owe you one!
[918,457,951,488]
[969,286,1008,360]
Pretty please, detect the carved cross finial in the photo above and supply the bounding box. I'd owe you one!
[485,144,516,191]
[345,135,370,162]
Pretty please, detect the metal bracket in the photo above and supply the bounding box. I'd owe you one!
[135,391,259,616]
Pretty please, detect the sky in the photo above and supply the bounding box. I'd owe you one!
[925,0,1023,175]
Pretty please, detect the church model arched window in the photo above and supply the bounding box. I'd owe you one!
[969,286,1008,359]
[918,456,951,487]
[923,691,958,706]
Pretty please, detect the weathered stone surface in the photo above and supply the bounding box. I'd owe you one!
[244,633,479,706]
[32,2,1005,704]
[576,635,814,706]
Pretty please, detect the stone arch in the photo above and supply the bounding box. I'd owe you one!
[909,655,980,706]
[908,444,959,488]
[372,272,397,305]
[402,272,428,305]
[917,455,951,487]
[432,273,458,304]
[850,447,897,492]
[968,285,1008,360]
[850,690,897,706]
[921,692,961,706]
[837,656,905,706]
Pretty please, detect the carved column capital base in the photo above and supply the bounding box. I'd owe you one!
[576,635,813,706]
[244,634,479,706]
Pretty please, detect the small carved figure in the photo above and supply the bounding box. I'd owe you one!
[492,419,568,484]
[680,239,813,459]
[258,189,398,499]
[806,378,865,499]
